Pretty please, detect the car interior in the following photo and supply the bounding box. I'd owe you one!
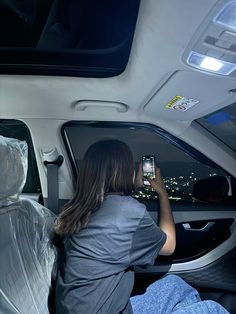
[0,0,236,313]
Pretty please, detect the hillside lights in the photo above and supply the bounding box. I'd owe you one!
[187,51,236,75]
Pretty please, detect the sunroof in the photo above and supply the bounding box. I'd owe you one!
[0,0,140,77]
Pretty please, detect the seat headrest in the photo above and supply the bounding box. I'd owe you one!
[0,136,28,201]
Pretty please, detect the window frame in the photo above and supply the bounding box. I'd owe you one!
[61,120,223,180]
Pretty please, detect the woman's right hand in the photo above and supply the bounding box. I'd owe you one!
[146,168,168,197]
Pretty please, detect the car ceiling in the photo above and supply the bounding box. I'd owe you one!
[1,0,236,185]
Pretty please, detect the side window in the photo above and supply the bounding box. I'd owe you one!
[62,122,226,203]
[0,120,41,193]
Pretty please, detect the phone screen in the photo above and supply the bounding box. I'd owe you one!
[142,155,156,185]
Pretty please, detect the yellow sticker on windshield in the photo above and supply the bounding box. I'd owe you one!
[166,96,199,112]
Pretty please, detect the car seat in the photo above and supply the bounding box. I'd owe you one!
[0,135,56,314]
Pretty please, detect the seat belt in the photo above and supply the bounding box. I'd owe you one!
[44,155,64,214]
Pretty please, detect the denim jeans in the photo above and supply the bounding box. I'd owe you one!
[130,275,229,314]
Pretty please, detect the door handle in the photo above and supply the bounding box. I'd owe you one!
[182,222,215,232]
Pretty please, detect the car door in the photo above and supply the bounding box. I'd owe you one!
[62,121,236,312]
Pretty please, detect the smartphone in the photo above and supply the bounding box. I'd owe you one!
[142,155,156,186]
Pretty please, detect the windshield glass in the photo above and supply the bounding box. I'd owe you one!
[196,102,236,152]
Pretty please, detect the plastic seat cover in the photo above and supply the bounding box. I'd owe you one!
[0,136,56,314]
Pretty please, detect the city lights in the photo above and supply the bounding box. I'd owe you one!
[133,171,219,202]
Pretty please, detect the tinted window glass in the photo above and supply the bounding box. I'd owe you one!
[0,120,41,193]
[63,122,226,202]
[0,0,140,77]
[196,102,236,152]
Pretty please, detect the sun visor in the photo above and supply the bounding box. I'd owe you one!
[143,71,236,123]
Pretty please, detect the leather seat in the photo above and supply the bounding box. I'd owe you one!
[0,135,56,314]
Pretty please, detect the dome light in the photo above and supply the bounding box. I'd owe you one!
[187,51,236,75]
[200,56,223,71]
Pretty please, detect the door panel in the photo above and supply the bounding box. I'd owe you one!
[135,200,236,293]
[160,218,233,262]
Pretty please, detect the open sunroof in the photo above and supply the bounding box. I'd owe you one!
[0,0,140,77]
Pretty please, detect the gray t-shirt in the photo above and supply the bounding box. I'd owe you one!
[56,195,166,314]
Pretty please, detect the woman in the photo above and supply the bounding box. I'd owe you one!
[54,139,228,314]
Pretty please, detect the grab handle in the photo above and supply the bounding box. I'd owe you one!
[73,100,128,112]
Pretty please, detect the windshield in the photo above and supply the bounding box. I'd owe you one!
[196,102,236,152]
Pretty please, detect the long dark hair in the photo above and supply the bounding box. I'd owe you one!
[55,139,134,236]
